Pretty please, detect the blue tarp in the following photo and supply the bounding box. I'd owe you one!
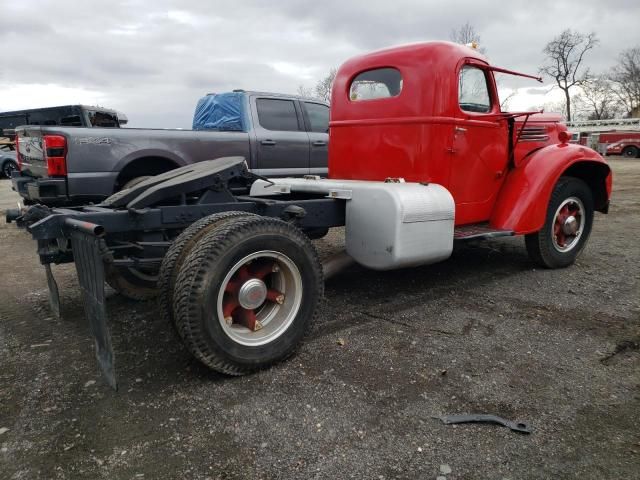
[192,92,247,131]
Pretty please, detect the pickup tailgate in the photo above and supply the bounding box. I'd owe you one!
[17,126,52,178]
[13,126,70,204]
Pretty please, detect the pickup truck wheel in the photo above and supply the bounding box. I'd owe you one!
[622,146,639,158]
[122,175,152,190]
[2,160,17,178]
[525,177,594,269]
[157,211,256,335]
[173,216,323,375]
[105,263,159,301]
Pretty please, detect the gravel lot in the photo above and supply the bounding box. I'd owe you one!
[0,158,638,479]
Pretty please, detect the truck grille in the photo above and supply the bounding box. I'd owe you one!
[518,126,549,142]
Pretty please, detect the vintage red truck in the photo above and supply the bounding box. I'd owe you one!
[605,137,640,158]
[6,41,612,388]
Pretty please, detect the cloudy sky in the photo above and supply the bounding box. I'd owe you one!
[1,0,639,127]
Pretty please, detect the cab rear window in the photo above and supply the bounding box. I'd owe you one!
[349,67,402,101]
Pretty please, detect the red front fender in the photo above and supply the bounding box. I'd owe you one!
[490,144,612,234]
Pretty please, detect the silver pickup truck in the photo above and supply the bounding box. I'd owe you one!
[12,91,329,205]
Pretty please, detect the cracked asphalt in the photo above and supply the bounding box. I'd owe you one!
[0,157,638,479]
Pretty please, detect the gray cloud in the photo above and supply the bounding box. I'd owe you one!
[1,0,639,127]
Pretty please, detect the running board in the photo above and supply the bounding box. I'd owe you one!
[454,223,514,241]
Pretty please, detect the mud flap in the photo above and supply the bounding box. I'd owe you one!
[44,264,60,319]
[69,230,117,390]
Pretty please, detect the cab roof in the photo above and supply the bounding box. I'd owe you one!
[331,41,491,120]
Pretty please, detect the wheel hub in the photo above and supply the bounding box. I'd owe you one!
[218,251,302,344]
[562,215,578,235]
[238,278,268,310]
[552,197,585,252]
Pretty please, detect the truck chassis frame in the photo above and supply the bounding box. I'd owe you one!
[8,157,511,388]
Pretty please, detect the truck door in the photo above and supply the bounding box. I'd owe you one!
[449,64,509,225]
[251,96,310,176]
[300,101,330,176]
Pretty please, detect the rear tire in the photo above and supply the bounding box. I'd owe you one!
[525,177,594,269]
[105,262,159,301]
[157,211,256,334]
[622,146,639,158]
[173,216,323,375]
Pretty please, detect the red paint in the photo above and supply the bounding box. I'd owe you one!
[329,41,612,230]
[489,144,609,233]
[598,131,640,145]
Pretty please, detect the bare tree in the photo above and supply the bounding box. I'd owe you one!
[499,89,517,111]
[609,47,640,117]
[315,68,337,103]
[450,22,486,54]
[576,77,621,120]
[296,84,313,98]
[539,29,598,121]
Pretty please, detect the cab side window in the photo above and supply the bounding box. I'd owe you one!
[458,66,491,113]
[303,102,329,133]
[256,98,301,132]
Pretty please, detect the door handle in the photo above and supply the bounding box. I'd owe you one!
[455,126,467,133]
[261,139,276,146]
[312,141,327,147]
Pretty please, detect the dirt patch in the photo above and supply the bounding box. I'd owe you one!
[0,158,639,479]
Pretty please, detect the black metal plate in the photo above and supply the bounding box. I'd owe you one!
[44,264,60,319]
[70,231,117,390]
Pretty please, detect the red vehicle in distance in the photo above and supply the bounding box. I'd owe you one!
[605,138,640,158]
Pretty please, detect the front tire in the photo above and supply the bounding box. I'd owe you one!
[2,160,17,178]
[525,177,594,268]
[173,216,323,375]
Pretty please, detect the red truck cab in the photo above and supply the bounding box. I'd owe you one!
[329,41,611,240]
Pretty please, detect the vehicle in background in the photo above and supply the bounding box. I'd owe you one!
[0,150,18,178]
[605,139,640,158]
[12,91,329,205]
[0,105,126,140]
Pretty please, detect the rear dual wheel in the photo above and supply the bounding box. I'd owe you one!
[103,176,160,299]
[171,215,323,375]
[157,211,256,332]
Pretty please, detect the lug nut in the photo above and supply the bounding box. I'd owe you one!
[254,320,264,331]
[276,294,285,305]
[272,264,280,273]
[224,316,233,325]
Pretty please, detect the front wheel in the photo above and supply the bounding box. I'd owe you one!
[525,177,594,269]
[2,160,17,178]
[173,216,323,375]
